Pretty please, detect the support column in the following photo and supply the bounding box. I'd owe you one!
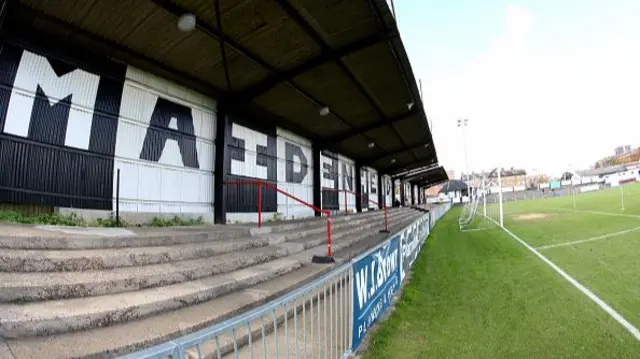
[400,180,406,207]
[312,144,321,216]
[213,106,229,224]
[411,184,416,205]
[355,162,362,213]
[391,179,397,207]
[377,174,384,209]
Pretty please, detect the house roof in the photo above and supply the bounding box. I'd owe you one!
[405,166,448,188]
[576,165,628,177]
[6,0,438,175]
[439,179,468,193]
[487,168,527,178]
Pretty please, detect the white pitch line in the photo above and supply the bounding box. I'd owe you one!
[486,216,640,341]
[537,226,640,250]
[462,228,490,232]
[551,207,640,219]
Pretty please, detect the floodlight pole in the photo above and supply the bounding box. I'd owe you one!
[482,175,487,217]
[569,164,576,209]
[458,119,470,202]
[498,168,504,227]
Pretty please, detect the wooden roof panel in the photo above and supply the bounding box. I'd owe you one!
[337,135,377,158]
[363,125,403,152]
[293,62,377,126]
[392,115,427,145]
[342,42,413,118]
[254,83,349,137]
[177,0,322,71]
[288,0,380,48]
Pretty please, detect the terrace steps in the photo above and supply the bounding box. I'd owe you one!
[0,207,425,359]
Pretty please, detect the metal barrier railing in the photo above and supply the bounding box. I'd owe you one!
[225,180,334,259]
[118,203,452,359]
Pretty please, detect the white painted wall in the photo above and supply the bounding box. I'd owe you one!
[276,128,314,219]
[114,67,215,214]
[383,175,393,207]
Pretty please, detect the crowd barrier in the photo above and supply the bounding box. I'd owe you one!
[119,203,452,359]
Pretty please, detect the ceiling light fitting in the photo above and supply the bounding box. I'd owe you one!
[177,13,197,32]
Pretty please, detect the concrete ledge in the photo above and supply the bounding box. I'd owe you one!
[0,227,252,250]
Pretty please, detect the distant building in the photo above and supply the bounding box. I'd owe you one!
[488,168,527,188]
[615,145,632,158]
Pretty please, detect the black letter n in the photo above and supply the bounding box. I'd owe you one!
[139,98,200,168]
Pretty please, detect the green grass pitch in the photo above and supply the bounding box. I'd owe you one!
[364,182,640,358]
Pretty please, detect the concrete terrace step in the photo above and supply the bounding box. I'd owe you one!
[0,226,253,250]
[0,210,413,302]
[0,210,405,273]
[0,209,400,250]
[0,212,423,359]
[262,208,399,233]
[0,211,420,340]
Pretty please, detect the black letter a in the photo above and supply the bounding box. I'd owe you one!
[139,98,200,168]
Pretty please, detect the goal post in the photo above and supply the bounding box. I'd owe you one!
[458,172,498,232]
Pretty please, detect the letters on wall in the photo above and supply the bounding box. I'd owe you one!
[114,67,216,214]
[320,151,355,213]
[0,41,216,213]
[225,121,314,221]
[383,175,393,207]
[0,43,126,209]
[0,41,389,218]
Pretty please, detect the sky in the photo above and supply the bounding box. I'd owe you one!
[394,0,640,177]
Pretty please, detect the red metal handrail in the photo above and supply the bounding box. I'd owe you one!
[321,188,389,233]
[225,180,334,258]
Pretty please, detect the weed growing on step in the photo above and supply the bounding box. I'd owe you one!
[147,216,204,227]
[266,212,284,223]
[0,210,86,226]
[0,210,204,228]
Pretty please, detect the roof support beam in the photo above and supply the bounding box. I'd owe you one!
[274,0,415,161]
[214,0,232,91]
[362,141,431,166]
[325,107,418,144]
[380,158,436,177]
[394,164,441,181]
[234,29,397,102]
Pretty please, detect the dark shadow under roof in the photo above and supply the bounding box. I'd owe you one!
[6,0,439,176]
[402,166,449,188]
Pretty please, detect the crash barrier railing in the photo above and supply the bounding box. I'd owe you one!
[118,203,452,359]
[225,180,334,258]
[321,188,390,233]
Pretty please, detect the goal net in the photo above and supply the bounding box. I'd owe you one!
[459,174,497,231]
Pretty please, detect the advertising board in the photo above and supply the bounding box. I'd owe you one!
[351,236,400,350]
